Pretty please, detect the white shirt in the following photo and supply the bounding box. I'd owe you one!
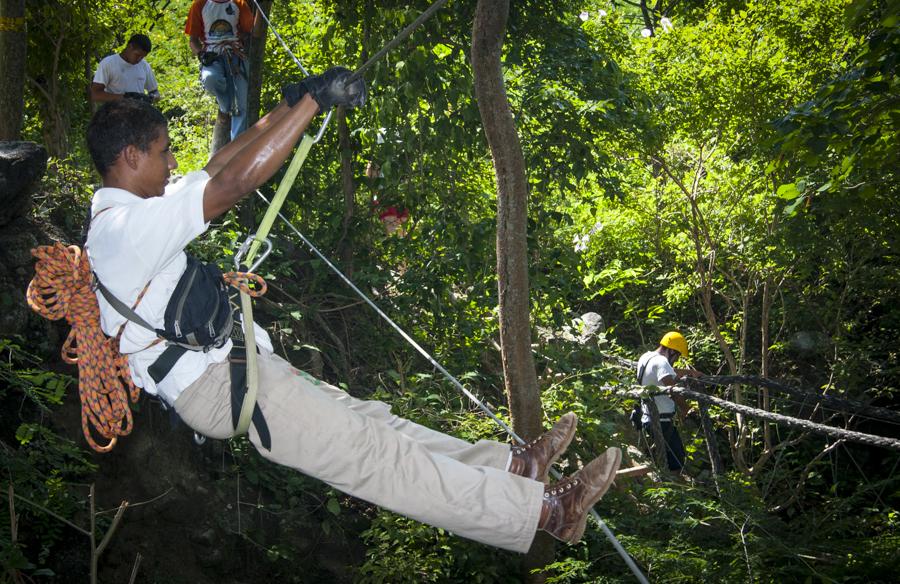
[637,350,677,422]
[201,0,242,53]
[93,54,158,95]
[86,171,271,405]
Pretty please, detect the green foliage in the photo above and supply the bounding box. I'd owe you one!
[772,0,899,207]
[358,514,517,584]
[5,0,900,581]
[0,339,95,580]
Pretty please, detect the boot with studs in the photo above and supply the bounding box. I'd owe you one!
[507,412,578,483]
[538,446,622,544]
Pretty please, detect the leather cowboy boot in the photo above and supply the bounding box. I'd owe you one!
[508,412,578,482]
[538,446,622,544]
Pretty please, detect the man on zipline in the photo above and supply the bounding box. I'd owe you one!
[83,69,622,553]
[635,331,701,472]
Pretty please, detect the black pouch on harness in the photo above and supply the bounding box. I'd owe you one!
[161,256,233,349]
[95,254,233,352]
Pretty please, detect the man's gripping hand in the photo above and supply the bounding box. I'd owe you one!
[123,92,153,104]
[282,67,367,110]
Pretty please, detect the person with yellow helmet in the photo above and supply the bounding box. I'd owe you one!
[634,331,702,471]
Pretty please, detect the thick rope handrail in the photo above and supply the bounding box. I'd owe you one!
[255,191,650,584]
[598,352,900,424]
[606,382,900,451]
[26,243,140,452]
[688,375,900,425]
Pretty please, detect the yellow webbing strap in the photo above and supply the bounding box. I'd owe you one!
[234,133,315,436]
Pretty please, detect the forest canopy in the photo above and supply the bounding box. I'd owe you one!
[1,0,898,582]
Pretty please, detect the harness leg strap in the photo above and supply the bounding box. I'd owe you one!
[229,344,271,450]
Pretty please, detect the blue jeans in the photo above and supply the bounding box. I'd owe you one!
[200,53,249,140]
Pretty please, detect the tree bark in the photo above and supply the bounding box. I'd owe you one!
[699,402,724,476]
[211,112,230,154]
[0,0,27,140]
[472,1,548,579]
[336,106,357,271]
[246,0,272,127]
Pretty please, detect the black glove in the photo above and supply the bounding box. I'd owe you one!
[198,51,218,67]
[281,66,367,110]
[123,92,153,104]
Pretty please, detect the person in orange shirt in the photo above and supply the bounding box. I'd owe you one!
[184,0,254,140]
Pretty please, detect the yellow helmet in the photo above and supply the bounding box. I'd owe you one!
[660,331,689,360]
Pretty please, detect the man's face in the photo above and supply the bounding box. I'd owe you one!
[135,130,177,198]
[122,45,148,65]
[666,349,681,365]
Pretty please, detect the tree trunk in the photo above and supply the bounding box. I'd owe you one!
[699,402,724,477]
[246,0,271,127]
[336,106,356,271]
[472,1,549,579]
[211,112,230,154]
[0,0,27,140]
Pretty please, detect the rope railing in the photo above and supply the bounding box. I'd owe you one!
[688,375,900,425]
[598,352,900,425]
[606,383,900,451]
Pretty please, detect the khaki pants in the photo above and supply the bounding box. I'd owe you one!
[174,349,543,552]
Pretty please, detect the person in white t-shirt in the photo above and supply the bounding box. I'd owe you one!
[635,331,701,471]
[82,69,623,554]
[91,34,160,104]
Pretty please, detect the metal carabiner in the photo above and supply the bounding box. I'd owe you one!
[234,234,273,273]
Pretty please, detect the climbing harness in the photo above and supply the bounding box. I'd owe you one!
[26,244,140,452]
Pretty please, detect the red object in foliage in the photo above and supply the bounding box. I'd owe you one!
[378,206,409,222]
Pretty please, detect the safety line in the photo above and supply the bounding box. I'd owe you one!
[251,0,448,85]
[254,191,651,584]
[346,0,449,83]
[250,0,309,75]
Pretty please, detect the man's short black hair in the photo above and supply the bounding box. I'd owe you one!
[87,99,167,176]
[127,33,152,53]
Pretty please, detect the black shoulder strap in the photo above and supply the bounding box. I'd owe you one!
[94,277,158,334]
[637,360,648,385]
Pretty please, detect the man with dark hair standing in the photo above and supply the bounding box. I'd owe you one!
[185,0,254,140]
[90,33,160,104]
[83,69,623,554]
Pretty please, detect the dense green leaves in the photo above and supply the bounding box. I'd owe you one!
[5,0,899,581]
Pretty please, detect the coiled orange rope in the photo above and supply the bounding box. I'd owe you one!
[223,271,267,297]
[27,243,140,453]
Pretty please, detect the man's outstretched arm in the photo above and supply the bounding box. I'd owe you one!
[202,67,367,222]
[202,95,318,222]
